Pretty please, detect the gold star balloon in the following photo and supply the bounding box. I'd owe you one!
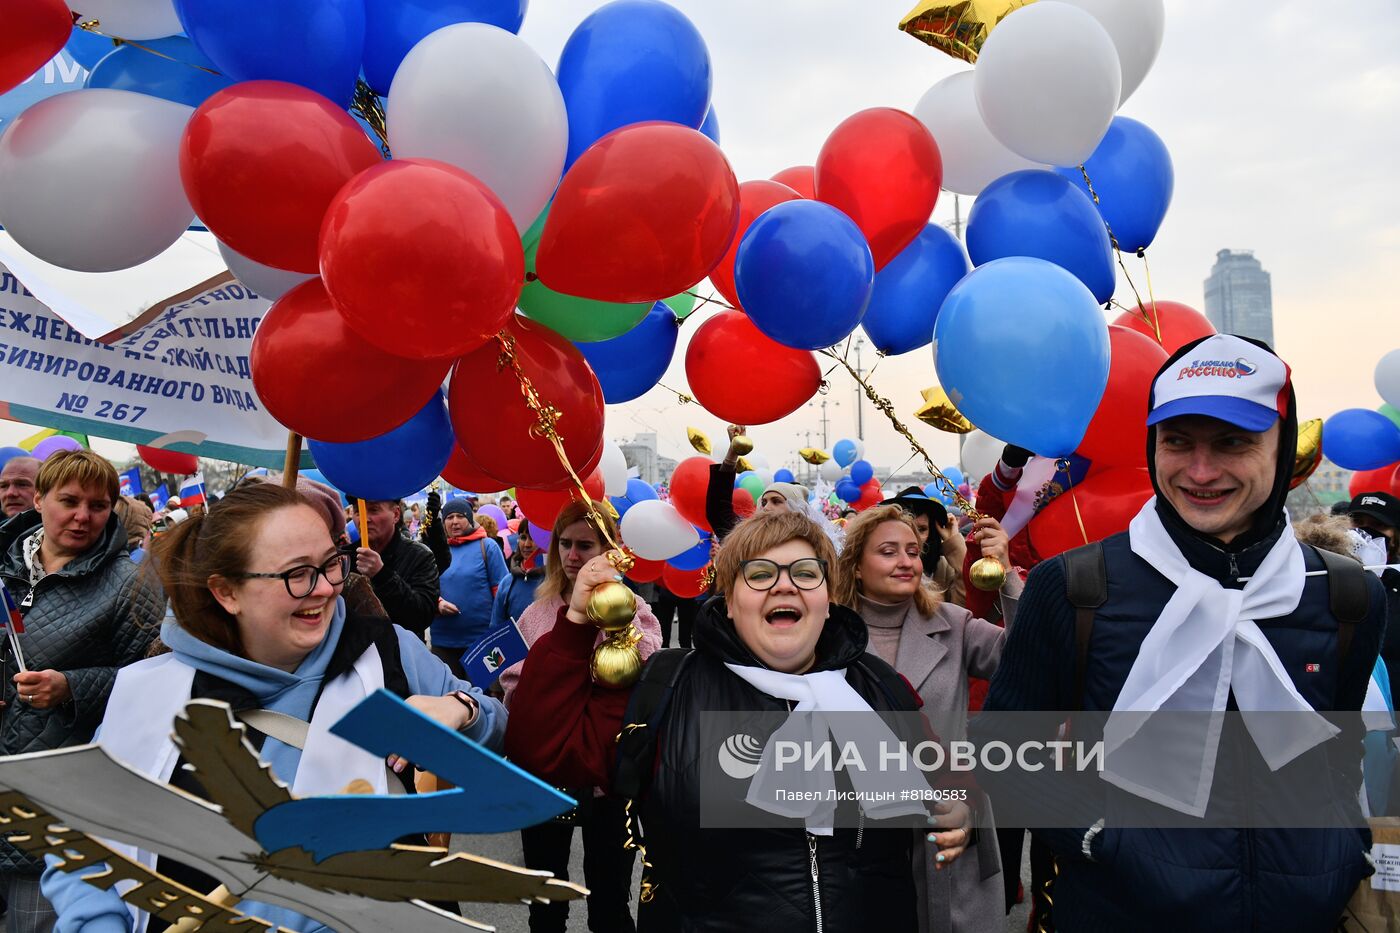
[1291,418,1323,489]
[898,0,1038,63]
[687,428,712,456]
[799,448,830,465]
[915,387,975,434]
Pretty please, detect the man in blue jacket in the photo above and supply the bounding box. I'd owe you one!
[983,335,1385,932]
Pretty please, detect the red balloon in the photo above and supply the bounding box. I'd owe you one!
[1349,462,1400,499]
[685,311,821,425]
[668,456,715,531]
[251,280,451,442]
[1112,301,1215,355]
[1027,468,1154,559]
[1077,326,1170,469]
[662,562,709,599]
[440,445,508,495]
[0,0,69,96]
[708,180,803,310]
[537,122,740,303]
[626,557,665,584]
[448,315,605,491]
[853,478,884,512]
[320,159,522,360]
[815,108,941,270]
[181,81,381,273]
[516,467,606,530]
[770,166,816,199]
[732,487,756,520]
[138,445,199,476]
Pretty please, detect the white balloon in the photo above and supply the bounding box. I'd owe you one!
[915,72,1043,196]
[389,24,567,232]
[599,440,630,497]
[819,460,845,484]
[959,430,1005,488]
[1377,349,1400,411]
[1058,0,1165,104]
[0,89,194,273]
[217,241,315,302]
[974,2,1122,166]
[620,500,700,561]
[67,0,182,40]
[754,469,775,487]
[746,453,770,470]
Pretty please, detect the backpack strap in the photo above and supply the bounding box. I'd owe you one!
[613,648,693,801]
[1063,542,1107,711]
[1312,546,1370,674]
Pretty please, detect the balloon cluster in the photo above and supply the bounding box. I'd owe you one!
[1324,350,1400,491]
[812,439,883,511]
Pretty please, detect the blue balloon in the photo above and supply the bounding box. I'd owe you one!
[362,0,529,94]
[735,200,875,350]
[835,480,862,504]
[773,468,795,484]
[174,0,365,106]
[308,394,454,500]
[1323,409,1400,471]
[557,0,711,168]
[610,477,658,519]
[966,170,1115,305]
[941,465,965,489]
[832,439,859,468]
[921,482,940,500]
[0,446,29,471]
[849,460,874,486]
[87,39,235,108]
[699,106,720,144]
[65,28,119,70]
[860,224,970,355]
[935,257,1109,458]
[667,530,712,570]
[576,302,679,403]
[1056,117,1173,255]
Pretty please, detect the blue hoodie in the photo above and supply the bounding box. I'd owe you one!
[43,599,506,933]
[434,537,508,648]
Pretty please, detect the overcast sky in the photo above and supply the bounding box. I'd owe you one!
[3,0,1396,476]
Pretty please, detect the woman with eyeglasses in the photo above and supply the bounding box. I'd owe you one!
[506,510,974,932]
[41,482,506,933]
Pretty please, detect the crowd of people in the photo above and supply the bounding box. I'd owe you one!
[0,334,1395,931]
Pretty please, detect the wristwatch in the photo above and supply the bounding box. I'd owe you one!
[449,690,479,729]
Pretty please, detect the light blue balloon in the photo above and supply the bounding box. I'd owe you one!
[849,460,874,486]
[0,446,29,471]
[87,38,235,108]
[1056,117,1173,255]
[861,224,970,355]
[941,465,965,489]
[934,257,1109,458]
[557,0,711,168]
[966,170,1115,305]
[773,468,794,483]
[1323,409,1400,471]
[832,439,859,468]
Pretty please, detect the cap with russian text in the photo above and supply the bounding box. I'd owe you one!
[1147,334,1290,432]
[1349,492,1400,530]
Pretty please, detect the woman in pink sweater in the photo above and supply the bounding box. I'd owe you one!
[499,500,661,933]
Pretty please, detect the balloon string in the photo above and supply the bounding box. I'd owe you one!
[1078,165,1160,346]
[818,349,984,521]
[1057,458,1090,546]
[74,19,222,74]
[351,79,391,156]
[1138,248,1163,344]
[493,332,633,571]
[656,383,695,405]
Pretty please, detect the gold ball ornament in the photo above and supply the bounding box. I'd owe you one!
[968,556,1007,592]
[586,581,637,633]
[591,631,644,688]
[729,435,754,456]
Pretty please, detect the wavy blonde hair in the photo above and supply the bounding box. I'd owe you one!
[533,500,622,605]
[832,504,939,616]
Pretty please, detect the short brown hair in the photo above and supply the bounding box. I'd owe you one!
[152,482,313,655]
[833,505,939,615]
[714,510,838,597]
[535,500,622,605]
[35,449,119,502]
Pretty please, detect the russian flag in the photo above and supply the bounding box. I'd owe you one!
[178,473,207,507]
[1,583,24,634]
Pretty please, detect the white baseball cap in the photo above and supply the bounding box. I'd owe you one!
[1147,334,1291,432]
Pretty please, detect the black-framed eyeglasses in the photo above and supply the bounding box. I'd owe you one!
[738,558,828,591]
[231,553,348,598]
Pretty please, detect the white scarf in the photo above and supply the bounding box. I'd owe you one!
[723,663,929,835]
[1104,498,1339,816]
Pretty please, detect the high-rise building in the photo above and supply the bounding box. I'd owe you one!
[1203,249,1274,345]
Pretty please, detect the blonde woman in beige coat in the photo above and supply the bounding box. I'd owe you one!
[835,504,1022,933]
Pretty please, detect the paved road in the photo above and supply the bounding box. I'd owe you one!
[452,830,1033,932]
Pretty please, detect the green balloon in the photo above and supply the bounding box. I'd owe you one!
[1381,403,1400,431]
[739,474,766,498]
[663,291,698,320]
[518,205,652,343]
